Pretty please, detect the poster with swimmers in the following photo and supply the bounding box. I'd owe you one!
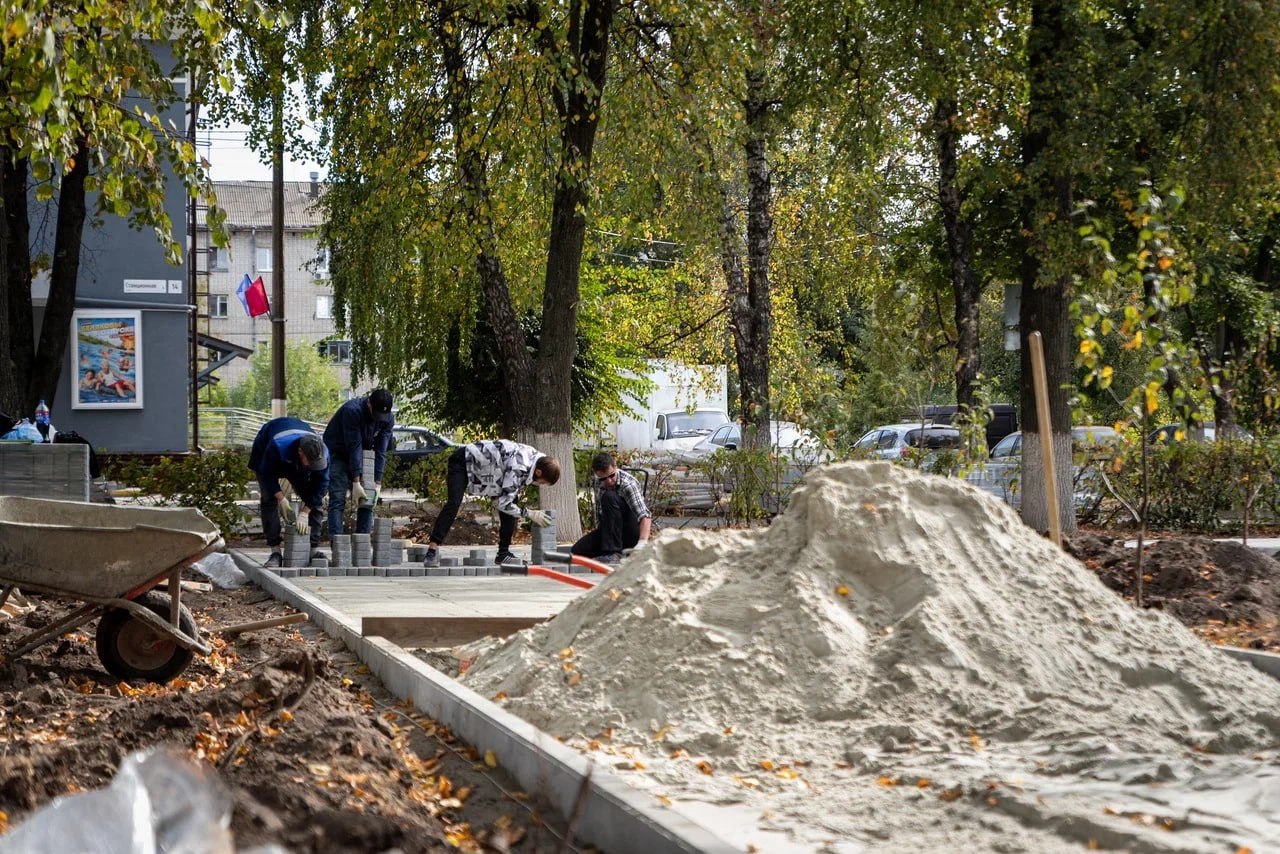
[71,309,143,409]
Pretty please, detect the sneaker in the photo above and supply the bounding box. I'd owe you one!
[495,551,524,568]
[309,549,328,564]
[596,552,622,565]
[263,551,283,568]
[423,548,439,568]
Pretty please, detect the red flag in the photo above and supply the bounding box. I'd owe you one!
[245,275,270,317]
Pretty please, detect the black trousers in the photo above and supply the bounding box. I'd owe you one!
[572,489,640,557]
[430,450,518,554]
[261,493,323,549]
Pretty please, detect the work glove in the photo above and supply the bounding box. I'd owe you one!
[372,482,382,506]
[295,513,310,536]
[352,480,369,505]
[280,501,296,525]
[527,508,551,528]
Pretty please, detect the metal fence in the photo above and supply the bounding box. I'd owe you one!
[196,408,325,450]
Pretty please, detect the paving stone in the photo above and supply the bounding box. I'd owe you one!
[313,568,329,577]
[469,548,488,560]
[299,567,316,577]
[279,568,299,578]
[357,567,375,577]
[428,568,449,577]
[409,567,424,577]
[440,557,461,567]
[448,567,465,576]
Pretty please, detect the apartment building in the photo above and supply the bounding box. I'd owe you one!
[198,176,358,394]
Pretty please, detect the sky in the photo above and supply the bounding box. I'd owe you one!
[202,119,327,183]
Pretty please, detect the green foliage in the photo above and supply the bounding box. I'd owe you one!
[108,450,252,537]
[380,453,451,506]
[692,450,811,524]
[227,339,343,422]
[1102,437,1280,534]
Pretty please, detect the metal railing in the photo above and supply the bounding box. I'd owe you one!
[196,408,325,449]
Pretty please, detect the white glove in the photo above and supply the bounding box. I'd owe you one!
[295,511,310,536]
[352,480,368,504]
[372,482,382,505]
[527,509,551,527]
[280,501,296,524]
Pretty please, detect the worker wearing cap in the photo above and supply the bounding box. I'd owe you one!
[249,416,330,568]
[323,388,395,538]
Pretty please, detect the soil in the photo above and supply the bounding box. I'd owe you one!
[1067,532,1280,651]
[0,583,574,852]
[393,510,532,547]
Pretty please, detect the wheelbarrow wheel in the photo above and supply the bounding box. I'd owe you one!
[96,591,197,683]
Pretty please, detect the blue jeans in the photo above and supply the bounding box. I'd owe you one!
[328,457,372,538]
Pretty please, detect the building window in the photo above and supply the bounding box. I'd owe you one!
[254,244,272,272]
[316,295,333,319]
[319,339,351,364]
[210,294,229,318]
[312,247,330,278]
[209,246,229,271]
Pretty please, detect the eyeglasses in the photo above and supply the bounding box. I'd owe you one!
[598,470,619,482]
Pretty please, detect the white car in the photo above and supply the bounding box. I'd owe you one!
[853,423,963,461]
[680,420,829,465]
[651,408,730,454]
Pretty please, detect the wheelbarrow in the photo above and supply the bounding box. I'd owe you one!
[0,496,224,683]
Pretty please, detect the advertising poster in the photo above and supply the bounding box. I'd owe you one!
[71,310,143,409]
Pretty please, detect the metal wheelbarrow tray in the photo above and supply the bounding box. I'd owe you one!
[0,496,225,682]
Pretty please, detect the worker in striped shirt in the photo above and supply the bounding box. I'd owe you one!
[571,452,651,565]
[423,440,561,568]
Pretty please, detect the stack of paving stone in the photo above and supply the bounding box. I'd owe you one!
[529,509,559,565]
[360,455,377,507]
[351,533,373,573]
[458,548,501,577]
[371,518,407,574]
[0,442,90,501]
[331,534,352,575]
[406,544,427,562]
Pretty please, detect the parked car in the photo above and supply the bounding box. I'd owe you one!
[389,426,456,466]
[978,425,1120,509]
[909,403,1018,451]
[652,407,732,455]
[680,420,829,465]
[853,423,964,462]
[1148,422,1252,444]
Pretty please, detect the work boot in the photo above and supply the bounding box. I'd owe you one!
[264,551,283,568]
[495,551,524,568]
[309,549,328,564]
[596,552,622,565]
[423,547,439,568]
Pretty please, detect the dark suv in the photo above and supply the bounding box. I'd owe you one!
[389,426,456,466]
[909,404,1018,451]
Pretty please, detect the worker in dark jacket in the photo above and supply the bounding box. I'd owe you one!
[249,417,330,568]
[323,388,394,538]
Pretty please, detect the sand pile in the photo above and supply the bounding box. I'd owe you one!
[464,462,1280,766]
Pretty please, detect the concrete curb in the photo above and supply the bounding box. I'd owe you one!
[1219,646,1280,682]
[230,550,735,854]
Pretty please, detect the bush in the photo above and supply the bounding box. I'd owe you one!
[108,449,252,537]
[1100,436,1280,532]
[380,452,451,505]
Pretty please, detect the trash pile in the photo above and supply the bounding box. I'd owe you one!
[463,461,1280,850]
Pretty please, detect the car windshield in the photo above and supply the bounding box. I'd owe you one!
[905,428,961,450]
[667,412,726,437]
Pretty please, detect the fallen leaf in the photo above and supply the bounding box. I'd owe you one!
[567,671,582,687]
[651,725,672,741]
[723,725,734,735]
[484,750,498,768]
[759,760,775,771]
[697,760,714,775]
[656,795,673,807]
[876,776,899,787]
[493,691,508,701]
[939,787,963,802]
[836,585,850,597]
[558,647,574,659]
[916,778,930,788]
[607,589,622,601]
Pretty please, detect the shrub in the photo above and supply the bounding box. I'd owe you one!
[108,449,252,537]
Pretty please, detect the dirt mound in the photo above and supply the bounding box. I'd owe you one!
[395,510,531,546]
[0,586,559,851]
[1068,533,1280,646]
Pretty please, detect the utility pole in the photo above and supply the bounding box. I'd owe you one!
[270,75,286,417]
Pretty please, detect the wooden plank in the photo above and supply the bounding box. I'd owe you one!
[362,615,545,648]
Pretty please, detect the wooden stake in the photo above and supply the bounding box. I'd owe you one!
[218,612,309,636]
[1029,331,1062,547]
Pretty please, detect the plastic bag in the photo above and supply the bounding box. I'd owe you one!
[1,420,42,443]
[192,552,248,589]
[0,748,233,854]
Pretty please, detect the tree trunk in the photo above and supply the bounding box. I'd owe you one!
[1,149,32,415]
[1019,0,1076,536]
[728,66,773,450]
[0,148,18,415]
[31,139,90,410]
[934,97,981,409]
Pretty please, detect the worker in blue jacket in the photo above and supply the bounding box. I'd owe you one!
[249,417,330,568]
[323,388,394,539]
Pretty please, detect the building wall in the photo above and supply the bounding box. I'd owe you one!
[203,223,352,391]
[39,42,193,453]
